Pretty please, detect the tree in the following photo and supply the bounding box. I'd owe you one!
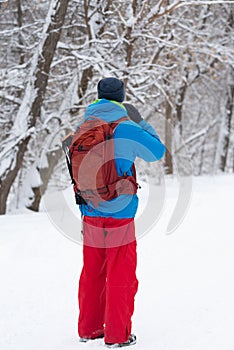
[0,0,70,214]
[1,0,234,213]
[217,9,234,172]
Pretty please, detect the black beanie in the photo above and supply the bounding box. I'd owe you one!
[97,77,125,103]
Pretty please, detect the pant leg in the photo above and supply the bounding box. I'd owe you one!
[78,217,106,338]
[104,218,138,344]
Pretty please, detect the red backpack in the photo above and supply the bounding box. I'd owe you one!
[64,116,138,207]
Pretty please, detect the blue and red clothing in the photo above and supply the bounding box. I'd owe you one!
[78,99,165,344]
[79,99,165,219]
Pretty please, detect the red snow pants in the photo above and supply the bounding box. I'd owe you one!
[78,216,138,344]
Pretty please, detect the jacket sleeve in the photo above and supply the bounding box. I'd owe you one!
[114,121,166,163]
[139,120,160,140]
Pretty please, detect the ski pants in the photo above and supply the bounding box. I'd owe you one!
[78,216,138,344]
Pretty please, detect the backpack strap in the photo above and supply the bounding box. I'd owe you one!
[110,116,129,130]
[62,133,75,185]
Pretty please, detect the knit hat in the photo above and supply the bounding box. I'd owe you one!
[97,77,125,102]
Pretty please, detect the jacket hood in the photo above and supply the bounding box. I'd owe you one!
[84,99,127,122]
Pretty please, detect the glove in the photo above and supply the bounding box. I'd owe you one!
[123,103,143,124]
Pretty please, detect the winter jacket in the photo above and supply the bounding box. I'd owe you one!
[79,99,165,218]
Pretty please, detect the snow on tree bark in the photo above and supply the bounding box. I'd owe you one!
[26,1,114,212]
[1,0,234,212]
[0,0,70,214]
[220,69,234,172]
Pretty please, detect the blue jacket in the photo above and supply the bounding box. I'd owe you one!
[79,99,165,218]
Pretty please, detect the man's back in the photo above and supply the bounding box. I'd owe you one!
[79,98,165,218]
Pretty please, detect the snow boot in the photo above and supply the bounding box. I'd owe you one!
[105,334,137,348]
[79,333,104,343]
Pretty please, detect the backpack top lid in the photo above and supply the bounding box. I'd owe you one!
[72,117,109,146]
[71,116,128,152]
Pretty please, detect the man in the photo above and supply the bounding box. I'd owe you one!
[77,77,165,348]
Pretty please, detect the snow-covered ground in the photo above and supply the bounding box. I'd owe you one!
[1,174,234,350]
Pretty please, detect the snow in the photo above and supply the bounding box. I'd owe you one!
[1,174,234,350]
[27,166,43,188]
[0,0,62,160]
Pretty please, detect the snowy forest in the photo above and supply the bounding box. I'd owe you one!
[0,0,234,214]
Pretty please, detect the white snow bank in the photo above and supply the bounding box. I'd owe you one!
[0,174,234,350]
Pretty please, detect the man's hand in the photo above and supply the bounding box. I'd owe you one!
[123,103,143,124]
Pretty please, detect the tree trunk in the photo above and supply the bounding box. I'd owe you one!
[175,80,187,136]
[27,0,114,212]
[16,0,25,65]
[165,100,173,174]
[28,148,63,212]
[0,137,29,214]
[0,0,70,214]
[78,66,93,100]
[220,72,234,171]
